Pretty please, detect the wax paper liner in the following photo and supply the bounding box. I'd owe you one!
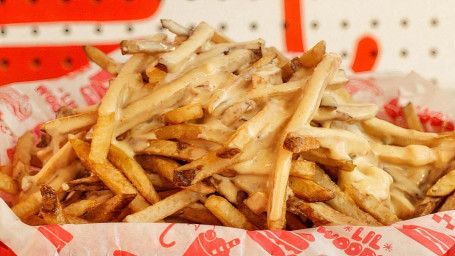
[1,57,455,255]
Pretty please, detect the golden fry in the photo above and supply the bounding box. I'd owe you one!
[313,166,381,225]
[164,103,204,124]
[124,189,207,223]
[402,102,424,132]
[345,184,400,225]
[172,202,221,225]
[154,124,233,145]
[0,172,18,195]
[413,196,443,217]
[108,145,160,204]
[137,139,207,161]
[62,175,108,192]
[12,131,34,184]
[289,177,335,202]
[83,45,120,75]
[438,193,455,212]
[40,185,68,225]
[205,195,257,230]
[299,41,326,68]
[70,138,149,212]
[290,160,316,179]
[427,169,455,196]
[287,196,365,226]
[84,193,137,222]
[63,199,100,217]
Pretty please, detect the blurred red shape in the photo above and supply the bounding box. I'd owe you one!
[0,241,16,256]
[38,225,74,253]
[0,44,117,86]
[113,250,137,256]
[351,35,379,72]
[0,0,161,24]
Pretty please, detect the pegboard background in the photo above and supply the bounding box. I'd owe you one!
[1,0,455,91]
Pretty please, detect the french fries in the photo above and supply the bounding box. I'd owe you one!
[402,102,424,131]
[205,195,257,230]
[108,145,160,204]
[289,177,335,202]
[5,19,455,232]
[287,196,364,226]
[427,169,455,196]
[40,185,68,225]
[84,193,137,222]
[0,172,18,195]
[63,199,100,217]
[83,45,120,75]
[345,184,400,225]
[124,189,209,223]
[11,132,34,185]
[137,139,207,161]
[164,103,204,124]
[70,138,150,212]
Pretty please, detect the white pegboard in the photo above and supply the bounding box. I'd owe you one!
[1,0,455,91]
[304,0,455,89]
[0,1,283,47]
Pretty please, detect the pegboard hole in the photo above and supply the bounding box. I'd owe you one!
[340,20,349,29]
[249,22,258,31]
[187,23,196,30]
[370,19,379,28]
[430,17,439,27]
[31,26,39,36]
[310,20,319,30]
[63,26,71,35]
[62,57,73,69]
[400,18,409,28]
[429,48,438,57]
[126,24,134,33]
[370,50,378,58]
[341,50,348,59]
[0,59,9,69]
[0,26,6,36]
[94,25,102,34]
[219,22,227,31]
[31,58,41,69]
[400,49,408,58]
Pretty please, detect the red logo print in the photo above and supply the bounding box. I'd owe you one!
[247,230,315,256]
[0,87,32,121]
[80,70,112,105]
[160,223,177,248]
[113,250,137,256]
[344,77,382,96]
[433,214,455,231]
[35,85,78,112]
[0,241,16,256]
[317,226,385,256]
[183,228,240,256]
[396,224,455,255]
[381,99,455,132]
[37,225,74,253]
[383,98,402,120]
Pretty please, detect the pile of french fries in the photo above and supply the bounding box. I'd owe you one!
[2,19,455,230]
